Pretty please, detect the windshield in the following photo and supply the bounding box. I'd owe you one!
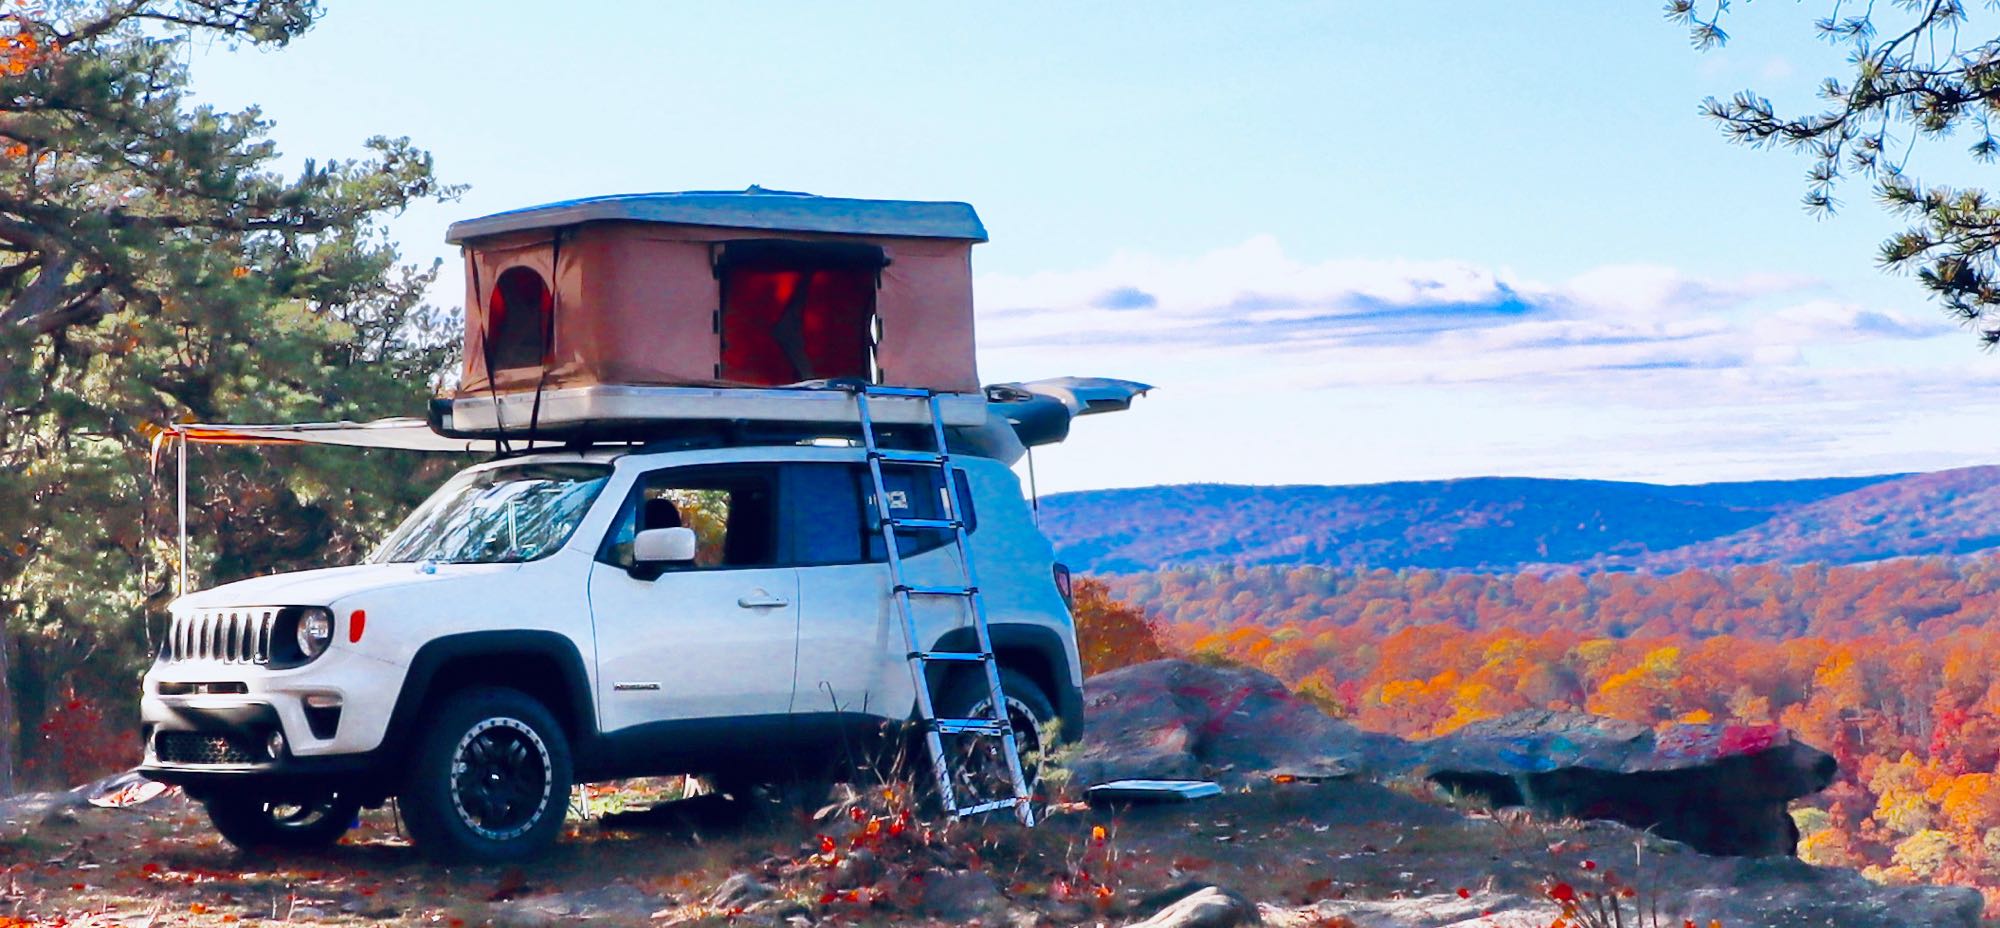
[371,463,613,565]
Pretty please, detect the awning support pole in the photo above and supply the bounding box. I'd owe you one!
[1025,445,1040,528]
[176,429,188,598]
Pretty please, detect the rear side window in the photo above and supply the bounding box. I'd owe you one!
[785,463,868,565]
[779,462,977,565]
[864,464,977,562]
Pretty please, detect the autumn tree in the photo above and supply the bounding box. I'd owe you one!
[1070,578,1169,676]
[1671,1,2000,343]
[0,1,458,788]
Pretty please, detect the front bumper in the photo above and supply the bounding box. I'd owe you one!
[139,645,408,797]
[138,698,388,797]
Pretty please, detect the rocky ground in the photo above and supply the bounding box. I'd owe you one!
[0,768,1972,927]
[0,659,1982,928]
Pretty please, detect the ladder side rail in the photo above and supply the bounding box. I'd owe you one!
[924,392,1036,826]
[855,390,961,815]
[856,386,1036,826]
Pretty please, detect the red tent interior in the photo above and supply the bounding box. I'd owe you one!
[716,239,884,385]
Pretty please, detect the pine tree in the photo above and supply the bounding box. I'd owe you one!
[1672,1,2000,343]
[0,2,459,788]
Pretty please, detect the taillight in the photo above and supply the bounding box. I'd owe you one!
[1052,563,1073,608]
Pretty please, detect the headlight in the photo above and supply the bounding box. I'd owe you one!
[295,607,333,660]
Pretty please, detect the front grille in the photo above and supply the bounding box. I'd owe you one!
[165,609,276,664]
[154,731,262,766]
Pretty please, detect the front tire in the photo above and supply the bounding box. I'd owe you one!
[206,791,361,851]
[398,687,572,864]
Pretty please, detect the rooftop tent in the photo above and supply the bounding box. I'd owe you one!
[447,189,987,423]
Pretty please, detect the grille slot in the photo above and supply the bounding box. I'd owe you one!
[165,609,277,664]
[153,731,261,766]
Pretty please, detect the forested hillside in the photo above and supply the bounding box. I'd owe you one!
[1038,468,2000,573]
[1090,555,2000,908]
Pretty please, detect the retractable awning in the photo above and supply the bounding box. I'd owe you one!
[156,417,506,599]
[168,417,492,453]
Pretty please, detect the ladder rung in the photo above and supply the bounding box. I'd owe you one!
[956,797,1027,816]
[873,448,946,465]
[912,650,991,663]
[890,517,961,530]
[860,385,932,398]
[898,584,976,596]
[934,718,1010,736]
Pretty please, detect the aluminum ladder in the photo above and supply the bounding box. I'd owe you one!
[850,384,1036,825]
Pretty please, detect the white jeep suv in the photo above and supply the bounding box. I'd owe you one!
[139,442,1082,862]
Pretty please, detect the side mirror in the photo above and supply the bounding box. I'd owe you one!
[634,526,698,566]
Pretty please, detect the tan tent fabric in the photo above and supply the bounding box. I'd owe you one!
[455,211,981,401]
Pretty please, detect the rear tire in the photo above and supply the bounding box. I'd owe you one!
[927,668,1059,812]
[206,791,360,851]
[398,687,572,864]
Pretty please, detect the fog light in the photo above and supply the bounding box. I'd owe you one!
[303,694,342,709]
[265,730,287,760]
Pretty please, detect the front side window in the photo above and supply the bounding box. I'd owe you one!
[372,463,611,565]
[599,467,778,570]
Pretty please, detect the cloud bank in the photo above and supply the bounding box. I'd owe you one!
[974,237,1987,487]
[976,236,1949,388]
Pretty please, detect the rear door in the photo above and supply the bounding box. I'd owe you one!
[783,462,887,716]
[587,464,799,733]
[785,461,977,720]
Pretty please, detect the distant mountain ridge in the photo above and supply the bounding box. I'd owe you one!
[1033,468,2000,574]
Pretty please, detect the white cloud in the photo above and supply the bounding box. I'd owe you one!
[974,237,1996,488]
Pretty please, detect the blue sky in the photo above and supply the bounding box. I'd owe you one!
[186,2,2000,492]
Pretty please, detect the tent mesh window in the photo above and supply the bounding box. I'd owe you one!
[488,266,554,372]
[717,240,886,386]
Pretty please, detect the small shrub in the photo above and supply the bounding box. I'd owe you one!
[22,687,135,787]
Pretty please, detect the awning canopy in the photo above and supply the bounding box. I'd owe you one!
[169,418,493,453]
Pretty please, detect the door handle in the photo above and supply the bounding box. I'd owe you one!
[737,593,791,609]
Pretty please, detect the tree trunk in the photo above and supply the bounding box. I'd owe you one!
[0,631,18,796]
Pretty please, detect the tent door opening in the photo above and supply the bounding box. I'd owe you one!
[717,239,886,386]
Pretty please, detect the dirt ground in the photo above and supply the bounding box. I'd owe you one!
[0,777,1964,928]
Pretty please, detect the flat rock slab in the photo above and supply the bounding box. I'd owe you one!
[1420,710,1838,856]
[487,885,663,927]
[1270,890,1548,928]
[1422,709,1830,781]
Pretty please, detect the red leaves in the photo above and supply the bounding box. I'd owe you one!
[485,868,531,901]
[23,688,131,786]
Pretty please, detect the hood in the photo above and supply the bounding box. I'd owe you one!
[174,562,518,611]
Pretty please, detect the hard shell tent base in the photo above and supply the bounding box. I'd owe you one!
[443,382,987,441]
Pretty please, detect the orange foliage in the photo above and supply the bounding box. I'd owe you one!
[1071,577,1168,676]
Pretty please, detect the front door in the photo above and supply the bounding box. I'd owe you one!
[587,465,799,733]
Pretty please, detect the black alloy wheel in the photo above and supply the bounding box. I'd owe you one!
[399,686,572,863]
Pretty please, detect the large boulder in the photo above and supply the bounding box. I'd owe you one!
[1075,659,1412,787]
[1420,710,1837,856]
[1078,661,1835,858]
